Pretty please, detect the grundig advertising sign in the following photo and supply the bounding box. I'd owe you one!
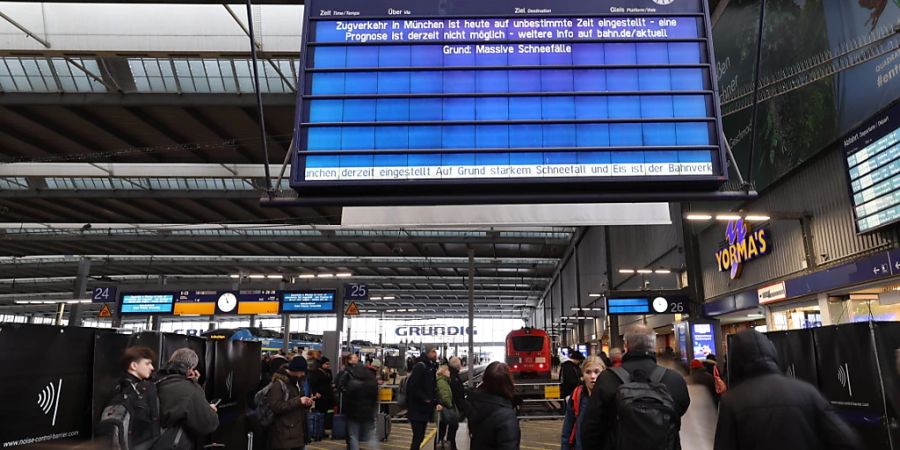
[715,219,770,279]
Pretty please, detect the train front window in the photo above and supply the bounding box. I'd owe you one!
[511,336,544,352]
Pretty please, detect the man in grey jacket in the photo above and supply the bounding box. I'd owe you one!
[156,348,219,450]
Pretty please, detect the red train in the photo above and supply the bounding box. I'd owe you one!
[505,327,551,378]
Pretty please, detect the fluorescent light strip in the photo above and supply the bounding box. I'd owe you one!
[618,269,635,274]
[716,214,742,221]
[654,269,672,274]
[298,274,316,279]
[588,293,603,297]
[744,215,771,222]
[248,274,266,279]
[686,214,713,221]
[636,269,653,274]
[316,274,334,278]
[335,273,352,278]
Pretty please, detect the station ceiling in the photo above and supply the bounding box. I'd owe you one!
[0,56,574,318]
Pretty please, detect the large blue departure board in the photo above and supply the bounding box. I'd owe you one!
[844,102,900,234]
[292,0,726,195]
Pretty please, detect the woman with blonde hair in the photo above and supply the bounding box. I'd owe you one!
[436,364,460,449]
[561,356,605,450]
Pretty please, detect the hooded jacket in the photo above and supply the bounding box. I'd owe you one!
[713,330,861,450]
[467,390,520,450]
[155,363,219,450]
[343,364,379,421]
[267,370,310,449]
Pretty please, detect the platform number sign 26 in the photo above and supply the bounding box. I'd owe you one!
[92,287,117,303]
[344,283,368,301]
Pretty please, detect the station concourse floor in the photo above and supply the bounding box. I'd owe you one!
[306,420,563,450]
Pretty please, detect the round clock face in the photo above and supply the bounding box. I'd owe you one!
[652,297,669,313]
[217,292,238,313]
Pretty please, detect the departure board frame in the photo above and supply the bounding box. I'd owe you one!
[843,100,900,235]
[291,0,729,200]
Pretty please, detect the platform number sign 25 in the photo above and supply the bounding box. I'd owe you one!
[344,283,369,301]
[92,287,117,303]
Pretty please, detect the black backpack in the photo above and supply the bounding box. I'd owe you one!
[98,377,185,450]
[610,366,679,450]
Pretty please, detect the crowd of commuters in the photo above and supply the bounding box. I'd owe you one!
[102,325,863,450]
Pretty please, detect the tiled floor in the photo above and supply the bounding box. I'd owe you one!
[306,420,564,450]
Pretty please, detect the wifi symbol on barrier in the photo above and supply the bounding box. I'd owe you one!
[837,363,853,397]
[36,379,63,426]
[785,364,796,378]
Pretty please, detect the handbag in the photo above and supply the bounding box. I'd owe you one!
[440,406,459,424]
[713,365,727,395]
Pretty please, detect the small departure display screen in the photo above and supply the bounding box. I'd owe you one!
[844,102,900,234]
[280,290,336,313]
[607,297,650,315]
[120,294,175,314]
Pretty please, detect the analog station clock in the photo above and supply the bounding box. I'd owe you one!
[652,296,669,314]
[217,292,238,314]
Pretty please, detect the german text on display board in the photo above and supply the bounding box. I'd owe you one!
[292,0,727,195]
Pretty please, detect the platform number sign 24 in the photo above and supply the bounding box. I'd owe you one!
[92,287,117,303]
[344,283,368,300]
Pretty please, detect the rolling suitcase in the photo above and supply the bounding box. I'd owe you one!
[375,413,391,441]
[307,411,325,441]
[331,414,347,440]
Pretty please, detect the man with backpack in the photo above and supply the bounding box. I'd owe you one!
[99,346,161,450]
[580,325,690,450]
[265,356,314,450]
[405,347,441,450]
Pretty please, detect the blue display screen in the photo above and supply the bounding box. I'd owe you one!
[607,297,650,315]
[844,102,900,234]
[293,0,724,190]
[120,294,175,314]
[280,291,336,313]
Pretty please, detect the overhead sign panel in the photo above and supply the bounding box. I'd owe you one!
[120,293,175,315]
[607,294,686,315]
[280,290,337,313]
[844,101,900,234]
[292,0,726,199]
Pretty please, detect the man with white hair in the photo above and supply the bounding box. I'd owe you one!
[156,348,219,450]
[580,325,690,450]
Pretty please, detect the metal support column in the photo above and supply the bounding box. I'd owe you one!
[151,316,161,331]
[54,303,66,326]
[282,313,291,354]
[799,216,817,271]
[604,227,622,349]
[575,247,585,343]
[67,258,91,327]
[467,248,475,386]
[680,204,706,319]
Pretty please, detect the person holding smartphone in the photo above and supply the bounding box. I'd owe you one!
[268,356,314,450]
[156,348,220,450]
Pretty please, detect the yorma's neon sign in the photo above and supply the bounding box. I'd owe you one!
[715,219,770,279]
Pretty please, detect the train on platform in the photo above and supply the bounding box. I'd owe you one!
[202,327,324,353]
[505,327,552,379]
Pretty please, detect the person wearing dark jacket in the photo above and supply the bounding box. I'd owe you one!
[268,357,314,450]
[561,357,604,450]
[344,364,379,450]
[406,347,440,450]
[713,329,861,450]
[110,346,160,449]
[559,350,585,400]
[467,362,520,450]
[580,325,690,450]
[156,348,219,450]
[308,357,336,415]
[448,356,467,419]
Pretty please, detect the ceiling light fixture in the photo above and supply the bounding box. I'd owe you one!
[744,215,771,222]
[618,269,635,274]
[636,269,653,274]
[298,274,316,279]
[716,214,742,221]
[654,269,672,274]
[588,293,603,297]
[316,274,334,278]
[249,274,266,279]
[370,296,382,301]
[383,296,396,300]
[686,214,713,221]
[335,273,352,278]
[266,275,282,279]
[229,274,241,279]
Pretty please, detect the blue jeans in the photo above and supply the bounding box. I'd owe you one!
[347,418,378,450]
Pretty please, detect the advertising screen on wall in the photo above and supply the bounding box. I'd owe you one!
[291,0,727,199]
[120,293,175,315]
[844,101,900,234]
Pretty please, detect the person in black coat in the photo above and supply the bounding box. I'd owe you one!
[110,346,161,449]
[560,349,585,399]
[713,329,860,450]
[406,347,440,450]
[467,362,520,450]
[580,325,690,450]
[344,364,379,450]
[156,348,219,450]
[308,357,336,414]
